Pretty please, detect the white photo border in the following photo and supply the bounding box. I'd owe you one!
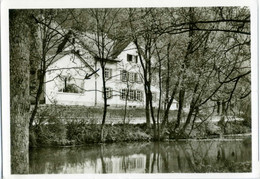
[1,0,259,178]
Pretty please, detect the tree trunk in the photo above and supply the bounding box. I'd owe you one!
[145,86,151,129]
[164,43,171,124]
[175,89,185,130]
[132,39,151,129]
[29,71,45,127]
[181,104,196,134]
[161,78,180,130]
[10,10,31,174]
[123,85,129,133]
[100,64,107,142]
[189,106,199,136]
[222,101,226,115]
[180,81,200,134]
[145,78,157,139]
[146,56,156,139]
[156,59,162,140]
[217,101,220,114]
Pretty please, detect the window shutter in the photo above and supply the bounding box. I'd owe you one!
[109,69,112,79]
[126,71,129,82]
[109,88,113,99]
[120,70,123,81]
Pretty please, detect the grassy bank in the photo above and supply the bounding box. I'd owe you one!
[30,105,251,147]
[30,123,152,147]
[29,120,251,147]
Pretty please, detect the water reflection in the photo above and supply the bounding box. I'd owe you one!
[29,139,251,174]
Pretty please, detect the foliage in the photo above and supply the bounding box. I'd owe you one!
[240,102,251,128]
[30,121,151,146]
[30,105,69,147]
[63,84,80,93]
[219,121,251,135]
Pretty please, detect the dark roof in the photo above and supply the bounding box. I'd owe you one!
[73,30,132,61]
[50,51,71,64]
[110,39,131,59]
[94,56,121,63]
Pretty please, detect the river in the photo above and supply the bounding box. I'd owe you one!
[29,139,251,174]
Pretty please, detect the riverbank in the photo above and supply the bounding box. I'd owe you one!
[30,104,251,147]
[29,120,251,147]
[30,123,151,147]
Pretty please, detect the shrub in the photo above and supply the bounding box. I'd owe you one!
[222,121,251,135]
[30,105,68,146]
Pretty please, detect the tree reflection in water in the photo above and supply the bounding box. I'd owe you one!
[29,139,251,174]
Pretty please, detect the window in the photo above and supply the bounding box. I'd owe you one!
[136,91,143,101]
[127,54,138,63]
[129,72,135,83]
[135,56,138,63]
[103,87,113,99]
[129,105,136,108]
[121,71,142,83]
[127,54,133,62]
[121,89,127,100]
[120,89,144,101]
[58,76,84,93]
[129,90,136,101]
[105,68,112,79]
[120,70,128,82]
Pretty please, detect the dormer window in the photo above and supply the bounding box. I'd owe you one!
[127,54,133,62]
[127,54,138,63]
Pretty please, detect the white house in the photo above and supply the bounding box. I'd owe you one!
[45,38,178,110]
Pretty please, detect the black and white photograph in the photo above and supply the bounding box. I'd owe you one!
[1,0,259,178]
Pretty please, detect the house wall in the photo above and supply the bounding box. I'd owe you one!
[45,53,96,106]
[105,42,147,108]
[45,42,178,110]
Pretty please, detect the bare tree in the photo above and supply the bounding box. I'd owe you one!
[29,9,76,127]
[127,8,164,138]
[139,7,251,138]
[72,8,124,141]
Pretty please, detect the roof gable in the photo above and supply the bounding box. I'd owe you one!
[49,50,97,74]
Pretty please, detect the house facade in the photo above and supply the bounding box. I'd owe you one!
[45,41,178,110]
